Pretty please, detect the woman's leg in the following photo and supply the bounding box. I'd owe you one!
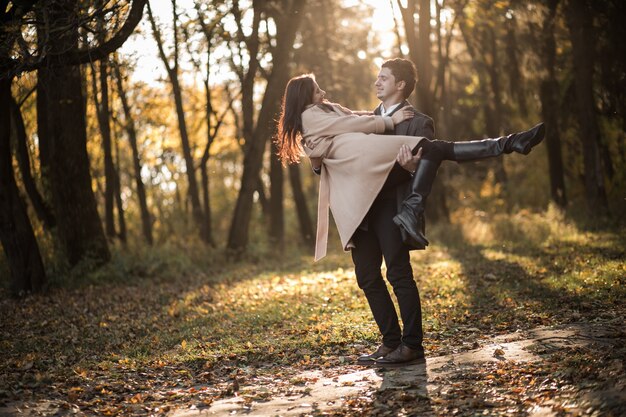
[452,122,545,161]
[393,123,546,246]
[392,140,450,247]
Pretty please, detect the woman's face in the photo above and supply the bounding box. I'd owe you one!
[312,80,326,104]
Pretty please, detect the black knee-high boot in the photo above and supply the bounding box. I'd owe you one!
[393,123,545,247]
[453,122,545,161]
[392,159,440,248]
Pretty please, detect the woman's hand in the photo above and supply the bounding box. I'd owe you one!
[390,106,414,126]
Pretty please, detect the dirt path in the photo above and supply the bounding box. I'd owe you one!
[1,322,622,416]
[172,322,624,416]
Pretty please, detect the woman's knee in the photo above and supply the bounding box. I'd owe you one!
[413,140,454,161]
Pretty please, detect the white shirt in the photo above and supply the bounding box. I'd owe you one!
[380,103,402,117]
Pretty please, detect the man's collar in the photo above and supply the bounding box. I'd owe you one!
[382,102,402,116]
[376,100,410,116]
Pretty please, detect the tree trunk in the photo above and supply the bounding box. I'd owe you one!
[256,177,270,215]
[505,17,528,117]
[9,95,56,229]
[269,142,284,244]
[487,27,508,188]
[460,18,508,190]
[0,78,47,295]
[540,0,567,207]
[37,0,110,266]
[227,0,305,253]
[199,158,214,245]
[113,131,127,243]
[288,164,314,247]
[113,61,153,244]
[93,60,116,239]
[416,0,433,117]
[147,1,205,237]
[564,0,608,213]
[397,0,433,117]
[169,73,205,230]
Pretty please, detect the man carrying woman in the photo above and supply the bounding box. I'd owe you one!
[276,59,544,366]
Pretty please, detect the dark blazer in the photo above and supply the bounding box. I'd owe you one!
[373,100,434,250]
[373,100,434,197]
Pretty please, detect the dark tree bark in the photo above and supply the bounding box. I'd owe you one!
[539,0,567,207]
[113,60,153,245]
[9,95,56,229]
[147,0,205,239]
[36,0,110,266]
[194,7,221,247]
[269,142,284,245]
[113,131,127,243]
[227,0,306,253]
[504,16,528,117]
[231,100,270,216]
[459,16,508,192]
[483,26,508,187]
[199,157,213,245]
[0,78,47,295]
[389,0,405,58]
[416,0,433,117]
[92,60,116,239]
[397,0,433,116]
[198,75,215,246]
[288,164,314,247]
[564,0,609,213]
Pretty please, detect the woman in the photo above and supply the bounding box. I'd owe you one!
[276,74,544,260]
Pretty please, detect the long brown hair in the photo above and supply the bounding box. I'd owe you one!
[276,74,316,164]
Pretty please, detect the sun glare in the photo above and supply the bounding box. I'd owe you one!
[121,1,404,85]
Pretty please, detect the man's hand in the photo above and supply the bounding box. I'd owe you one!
[397,144,422,174]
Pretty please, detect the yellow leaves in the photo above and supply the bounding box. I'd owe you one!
[181,339,188,350]
[129,393,144,404]
[153,359,167,368]
[67,386,83,402]
[98,406,120,416]
[168,301,185,317]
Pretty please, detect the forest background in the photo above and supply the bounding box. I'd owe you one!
[1,1,625,415]
[1,0,624,294]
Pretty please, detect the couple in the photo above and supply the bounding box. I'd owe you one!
[276,58,545,367]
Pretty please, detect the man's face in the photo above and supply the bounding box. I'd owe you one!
[375,67,403,101]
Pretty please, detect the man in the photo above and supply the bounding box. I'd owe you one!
[352,58,431,367]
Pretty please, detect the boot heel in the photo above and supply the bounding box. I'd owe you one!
[393,214,429,247]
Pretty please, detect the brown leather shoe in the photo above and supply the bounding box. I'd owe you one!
[375,344,425,367]
[356,344,397,365]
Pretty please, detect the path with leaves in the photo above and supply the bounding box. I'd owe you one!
[1,213,625,416]
[177,323,624,416]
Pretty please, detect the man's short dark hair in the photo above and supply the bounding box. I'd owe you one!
[381,58,418,99]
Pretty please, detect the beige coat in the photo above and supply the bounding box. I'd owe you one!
[301,103,426,260]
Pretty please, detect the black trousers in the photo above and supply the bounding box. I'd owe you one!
[351,196,424,350]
